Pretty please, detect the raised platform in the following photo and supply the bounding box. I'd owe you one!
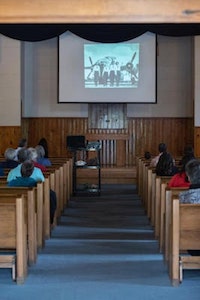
[76,166,136,185]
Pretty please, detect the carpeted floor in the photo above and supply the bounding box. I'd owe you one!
[0,184,200,300]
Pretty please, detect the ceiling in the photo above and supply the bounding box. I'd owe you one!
[0,0,200,24]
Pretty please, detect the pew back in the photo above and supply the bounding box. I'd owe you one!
[164,187,188,263]
[0,195,27,284]
[170,198,200,286]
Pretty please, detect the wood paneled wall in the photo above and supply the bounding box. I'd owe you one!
[0,117,193,164]
[194,127,200,157]
[133,118,194,159]
[21,117,88,158]
[14,117,193,166]
[0,126,22,156]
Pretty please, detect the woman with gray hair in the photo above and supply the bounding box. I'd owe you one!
[35,145,52,167]
[179,158,200,256]
[0,147,19,169]
[28,147,56,226]
[28,147,47,172]
[179,158,200,204]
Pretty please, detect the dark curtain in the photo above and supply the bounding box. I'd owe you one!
[0,24,200,42]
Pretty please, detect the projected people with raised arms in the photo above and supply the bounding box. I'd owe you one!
[84,43,139,89]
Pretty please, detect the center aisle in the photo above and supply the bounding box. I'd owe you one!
[1,184,200,300]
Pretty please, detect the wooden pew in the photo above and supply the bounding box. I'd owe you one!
[159,181,172,253]
[0,195,27,284]
[1,174,51,243]
[159,183,188,254]
[0,255,16,281]
[136,157,152,211]
[63,159,72,206]
[43,176,50,239]
[0,190,37,265]
[143,161,151,211]
[0,157,71,238]
[0,176,7,183]
[49,156,73,201]
[149,169,157,226]
[138,160,188,256]
[146,166,155,221]
[135,155,141,191]
[64,158,73,199]
[144,160,183,239]
[137,157,146,197]
[169,198,200,286]
[0,182,44,254]
[141,160,150,206]
[164,187,189,264]
[154,175,172,239]
[46,165,63,217]
[4,157,73,225]
[45,159,72,222]
[44,169,57,227]
[53,157,73,194]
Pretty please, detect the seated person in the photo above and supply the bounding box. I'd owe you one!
[28,147,47,172]
[179,158,200,256]
[7,148,45,183]
[35,145,52,167]
[179,145,195,166]
[0,147,19,169]
[14,138,27,161]
[156,151,178,176]
[28,147,56,226]
[7,148,56,226]
[150,143,167,167]
[38,137,49,159]
[8,161,37,187]
[168,155,192,188]
[179,159,200,204]
[144,151,151,160]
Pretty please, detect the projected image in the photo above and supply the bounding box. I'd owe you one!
[59,31,156,103]
[84,43,139,88]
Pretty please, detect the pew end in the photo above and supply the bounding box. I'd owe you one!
[170,199,200,286]
[0,196,28,284]
[179,256,200,283]
[0,254,16,281]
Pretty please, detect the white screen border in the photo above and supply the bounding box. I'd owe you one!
[58,31,157,103]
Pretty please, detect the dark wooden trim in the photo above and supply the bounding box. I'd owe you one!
[86,133,129,140]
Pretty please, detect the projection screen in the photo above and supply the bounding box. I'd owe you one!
[58,31,156,103]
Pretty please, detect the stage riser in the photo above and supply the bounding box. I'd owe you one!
[76,167,136,185]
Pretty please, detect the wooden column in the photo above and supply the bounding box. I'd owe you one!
[116,140,126,167]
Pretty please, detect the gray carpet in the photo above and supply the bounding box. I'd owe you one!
[1,184,200,300]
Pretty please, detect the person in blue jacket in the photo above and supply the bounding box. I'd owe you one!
[8,160,37,187]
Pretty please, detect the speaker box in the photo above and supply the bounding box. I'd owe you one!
[66,135,85,149]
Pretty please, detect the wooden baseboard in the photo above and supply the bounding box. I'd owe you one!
[77,166,136,184]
